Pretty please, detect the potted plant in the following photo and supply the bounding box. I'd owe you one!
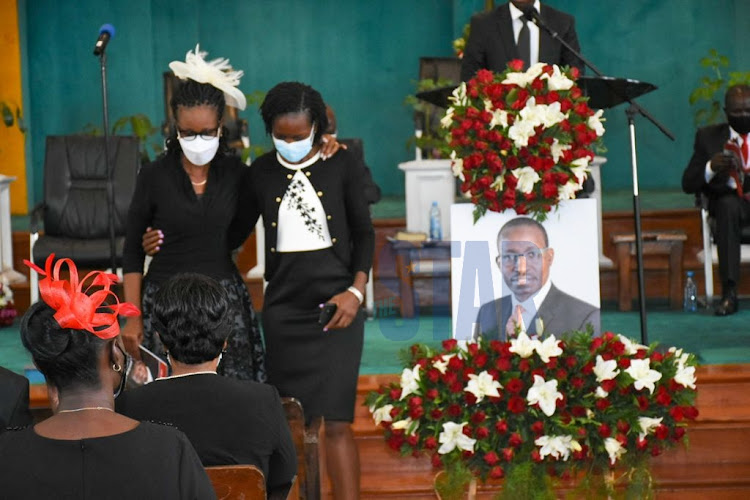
[689,49,750,127]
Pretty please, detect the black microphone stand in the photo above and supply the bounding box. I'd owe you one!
[98,51,117,275]
[526,10,675,345]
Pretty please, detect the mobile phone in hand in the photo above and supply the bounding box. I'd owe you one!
[318,303,337,325]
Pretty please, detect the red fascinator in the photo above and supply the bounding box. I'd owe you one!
[24,254,141,339]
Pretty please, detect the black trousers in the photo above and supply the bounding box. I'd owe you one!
[712,194,750,294]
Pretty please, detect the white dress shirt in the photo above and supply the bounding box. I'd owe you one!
[509,0,541,67]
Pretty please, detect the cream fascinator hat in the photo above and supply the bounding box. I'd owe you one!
[169,44,247,110]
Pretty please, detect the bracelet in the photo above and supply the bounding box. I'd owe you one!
[347,286,364,305]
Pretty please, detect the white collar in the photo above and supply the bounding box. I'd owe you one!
[509,0,541,20]
[730,126,747,141]
[158,371,217,381]
[511,277,552,312]
[276,151,321,171]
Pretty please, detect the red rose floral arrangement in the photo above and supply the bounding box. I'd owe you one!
[442,61,605,222]
[365,331,698,498]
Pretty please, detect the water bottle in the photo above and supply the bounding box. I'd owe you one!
[429,201,442,241]
[683,271,697,312]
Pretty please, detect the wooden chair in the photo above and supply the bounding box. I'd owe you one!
[281,397,324,500]
[205,465,266,500]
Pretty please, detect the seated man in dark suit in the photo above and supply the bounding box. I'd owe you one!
[474,217,600,340]
[0,366,33,433]
[460,0,583,82]
[682,84,750,316]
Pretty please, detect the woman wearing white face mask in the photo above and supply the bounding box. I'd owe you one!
[228,81,374,499]
[120,46,267,382]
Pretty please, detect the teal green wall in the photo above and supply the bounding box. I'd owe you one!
[21,1,750,206]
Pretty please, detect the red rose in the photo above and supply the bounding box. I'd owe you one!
[656,387,672,406]
[570,86,582,99]
[484,451,500,466]
[598,423,611,438]
[531,449,543,463]
[427,369,440,383]
[462,425,474,438]
[447,404,462,417]
[655,424,669,440]
[673,427,686,441]
[390,407,401,418]
[451,381,464,394]
[502,447,515,462]
[595,399,611,411]
[474,352,489,368]
[408,397,422,407]
[636,437,648,450]
[407,435,418,447]
[518,359,530,372]
[508,396,526,413]
[425,388,439,400]
[651,446,662,457]
[565,356,578,368]
[589,337,604,352]
[409,406,424,419]
[442,339,458,351]
[506,378,523,393]
[618,358,631,369]
[387,434,405,451]
[531,78,544,91]
[531,421,545,435]
[637,395,649,411]
[571,405,586,417]
[431,454,443,468]
[616,420,630,433]
[471,411,486,424]
[389,388,401,400]
[508,59,524,71]
[490,466,505,479]
[430,408,443,420]
[508,432,523,448]
[682,406,699,420]
[570,377,584,389]
[476,69,494,84]
[424,436,437,450]
[476,426,490,439]
[448,356,464,371]
[601,379,617,393]
[495,419,508,434]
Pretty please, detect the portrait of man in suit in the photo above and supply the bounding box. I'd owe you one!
[460,0,584,82]
[473,216,600,340]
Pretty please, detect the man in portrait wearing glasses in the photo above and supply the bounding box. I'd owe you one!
[473,217,600,340]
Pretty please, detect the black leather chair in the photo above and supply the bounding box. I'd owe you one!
[29,135,140,300]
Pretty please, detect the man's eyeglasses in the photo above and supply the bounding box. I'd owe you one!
[497,247,548,265]
[177,128,221,141]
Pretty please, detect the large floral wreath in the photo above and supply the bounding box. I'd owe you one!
[442,61,605,222]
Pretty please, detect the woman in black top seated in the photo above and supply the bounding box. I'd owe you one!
[117,273,297,491]
[0,256,214,500]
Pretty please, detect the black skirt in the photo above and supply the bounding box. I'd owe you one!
[141,272,267,382]
[262,247,364,423]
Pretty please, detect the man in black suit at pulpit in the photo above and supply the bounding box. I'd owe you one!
[682,84,750,316]
[460,0,583,82]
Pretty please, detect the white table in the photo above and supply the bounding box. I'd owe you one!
[0,175,26,284]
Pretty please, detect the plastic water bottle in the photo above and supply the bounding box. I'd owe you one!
[429,201,442,241]
[683,271,697,312]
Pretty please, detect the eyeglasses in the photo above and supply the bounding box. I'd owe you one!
[496,247,549,265]
[177,127,221,141]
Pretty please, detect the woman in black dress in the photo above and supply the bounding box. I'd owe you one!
[121,46,265,382]
[230,81,374,499]
[0,257,214,499]
[117,273,297,491]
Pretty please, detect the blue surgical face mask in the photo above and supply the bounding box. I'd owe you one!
[273,126,315,163]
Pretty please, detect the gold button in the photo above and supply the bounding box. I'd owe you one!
[327,215,332,220]
[332,237,337,243]
[271,222,277,227]
[306,171,311,177]
[286,174,293,180]
[270,247,276,253]
[317,191,323,197]
[275,197,281,203]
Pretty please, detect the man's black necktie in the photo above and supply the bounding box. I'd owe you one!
[517,18,530,69]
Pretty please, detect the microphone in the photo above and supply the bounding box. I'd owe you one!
[521,6,543,26]
[93,24,115,56]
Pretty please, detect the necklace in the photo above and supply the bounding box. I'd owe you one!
[57,407,114,414]
[191,179,207,186]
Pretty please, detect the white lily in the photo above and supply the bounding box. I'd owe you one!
[449,150,465,182]
[588,109,606,136]
[448,82,468,107]
[489,108,509,130]
[595,386,609,398]
[399,365,421,400]
[518,97,544,128]
[372,404,393,426]
[638,416,663,440]
[535,334,563,363]
[604,437,626,465]
[535,435,580,461]
[465,371,503,402]
[392,417,419,435]
[541,65,575,91]
[550,138,571,164]
[619,334,647,355]
[513,166,541,194]
[625,359,663,394]
[490,175,504,191]
[433,354,455,375]
[538,102,567,128]
[508,119,537,148]
[502,71,535,88]
[509,330,537,358]
[674,363,697,390]
[526,374,563,417]
[569,157,590,187]
[593,355,620,382]
[438,422,477,454]
[557,181,580,201]
[440,107,455,128]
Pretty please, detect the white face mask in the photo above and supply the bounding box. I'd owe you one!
[273,126,315,163]
[178,135,220,166]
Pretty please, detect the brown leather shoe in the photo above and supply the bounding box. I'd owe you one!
[714,290,738,316]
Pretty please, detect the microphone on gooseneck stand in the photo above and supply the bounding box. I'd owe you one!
[93,24,115,56]
[521,6,549,31]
